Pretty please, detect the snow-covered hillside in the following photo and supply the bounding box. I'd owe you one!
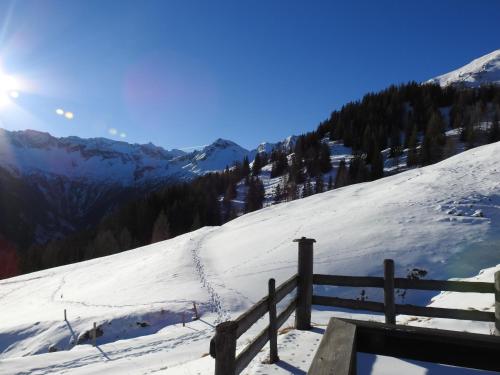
[1,142,500,374]
[428,49,500,87]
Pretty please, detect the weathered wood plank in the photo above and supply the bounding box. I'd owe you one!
[275,274,298,303]
[294,237,315,330]
[276,298,297,328]
[235,326,269,375]
[308,318,357,375]
[268,279,279,363]
[313,274,494,294]
[235,275,297,338]
[312,295,385,313]
[235,295,269,338]
[384,259,395,324]
[495,271,500,334]
[213,321,238,375]
[395,278,495,293]
[313,274,384,288]
[396,304,495,322]
[346,318,500,372]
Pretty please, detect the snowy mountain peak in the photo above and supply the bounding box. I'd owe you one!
[427,49,500,87]
[210,138,241,149]
[179,138,251,173]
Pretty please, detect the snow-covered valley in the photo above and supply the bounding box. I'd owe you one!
[1,141,500,374]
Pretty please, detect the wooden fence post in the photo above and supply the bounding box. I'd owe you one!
[383,259,396,324]
[212,321,238,375]
[268,278,279,363]
[193,301,199,320]
[294,237,315,330]
[495,271,500,335]
[92,322,97,347]
[64,309,67,321]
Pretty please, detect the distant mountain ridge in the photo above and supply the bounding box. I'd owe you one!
[2,48,499,251]
[427,49,500,88]
[0,128,289,245]
[0,129,291,183]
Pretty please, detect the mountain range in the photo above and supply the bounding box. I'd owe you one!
[0,49,499,248]
[0,128,293,246]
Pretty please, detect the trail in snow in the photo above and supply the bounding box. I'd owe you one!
[9,328,210,375]
[190,232,231,324]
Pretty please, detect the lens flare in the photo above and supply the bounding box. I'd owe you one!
[55,108,64,115]
[0,73,19,107]
[64,111,74,120]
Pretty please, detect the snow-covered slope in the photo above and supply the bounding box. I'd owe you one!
[427,49,500,87]
[1,142,500,374]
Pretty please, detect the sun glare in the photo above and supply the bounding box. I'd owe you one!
[0,71,20,107]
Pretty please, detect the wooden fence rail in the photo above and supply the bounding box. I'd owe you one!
[309,318,500,374]
[210,237,500,374]
[210,273,298,375]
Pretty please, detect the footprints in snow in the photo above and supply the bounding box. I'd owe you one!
[190,235,231,324]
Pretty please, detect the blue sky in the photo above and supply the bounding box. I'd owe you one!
[0,0,498,150]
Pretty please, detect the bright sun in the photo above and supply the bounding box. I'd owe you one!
[0,72,20,107]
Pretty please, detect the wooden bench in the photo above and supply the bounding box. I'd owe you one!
[308,318,500,374]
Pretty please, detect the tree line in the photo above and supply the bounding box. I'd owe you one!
[12,82,500,276]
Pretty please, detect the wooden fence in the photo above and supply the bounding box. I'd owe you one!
[209,237,500,375]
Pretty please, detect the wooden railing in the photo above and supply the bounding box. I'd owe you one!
[210,237,500,375]
[312,260,496,324]
[209,274,298,375]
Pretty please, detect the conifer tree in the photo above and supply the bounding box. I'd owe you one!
[273,184,282,203]
[370,149,384,180]
[118,227,132,250]
[289,154,305,184]
[488,111,500,143]
[407,125,419,167]
[319,143,332,173]
[348,154,368,183]
[270,150,288,178]
[151,210,170,243]
[245,177,265,213]
[334,159,349,188]
[420,112,445,165]
[191,212,201,231]
[224,183,237,201]
[286,181,299,201]
[327,175,333,190]
[302,178,312,198]
[241,156,251,177]
[314,174,324,194]
[94,230,120,257]
[252,153,262,176]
